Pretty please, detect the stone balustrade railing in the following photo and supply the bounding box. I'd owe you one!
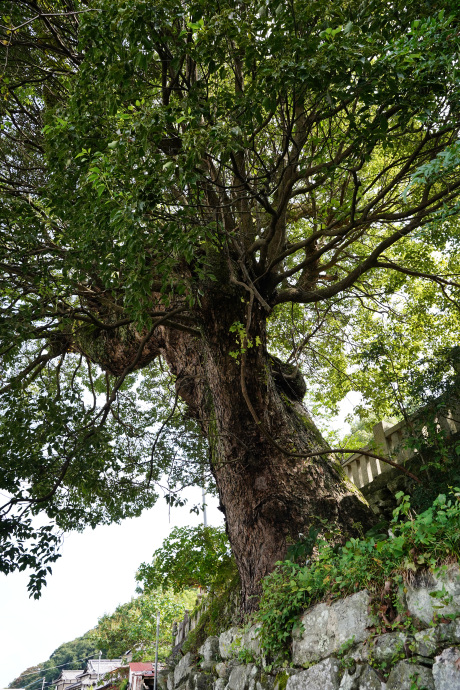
[172,594,208,648]
[173,588,240,650]
[342,402,460,489]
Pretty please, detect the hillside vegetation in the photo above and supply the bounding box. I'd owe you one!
[8,589,195,690]
[8,634,96,690]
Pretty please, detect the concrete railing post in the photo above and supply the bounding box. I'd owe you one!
[372,421,392,473]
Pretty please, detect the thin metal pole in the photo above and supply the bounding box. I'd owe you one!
[97,651,102,682]
[154,610,160,690]
[41,678,45,690]
[201,486,207,527]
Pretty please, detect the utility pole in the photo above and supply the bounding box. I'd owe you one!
[154,611,160,690]
[201,486,207,528]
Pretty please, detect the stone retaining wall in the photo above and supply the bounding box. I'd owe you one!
[163,565,460,690]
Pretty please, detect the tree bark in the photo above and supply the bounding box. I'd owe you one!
[156,289,373,612]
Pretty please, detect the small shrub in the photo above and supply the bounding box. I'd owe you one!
[136,525,237,593]
[237,647,256,664]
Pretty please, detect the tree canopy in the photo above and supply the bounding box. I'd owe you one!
[1,0,460,606]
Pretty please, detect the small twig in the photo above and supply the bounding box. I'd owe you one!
[2,9,101,34]
[147,386,181,488]
[86,359,97,413]
[53,352,66,402]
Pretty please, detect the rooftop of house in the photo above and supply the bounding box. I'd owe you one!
[59,671,84,681]
[128,664,154,674]
[84,661,123,676]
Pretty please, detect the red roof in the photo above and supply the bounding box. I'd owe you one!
[129,663,154,673]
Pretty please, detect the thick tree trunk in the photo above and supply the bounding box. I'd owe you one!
[158,289,374,612]
[75,284,374,612]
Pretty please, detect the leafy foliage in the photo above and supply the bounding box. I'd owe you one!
[90,589,197,662]
[136,525,237,593]
[257,491,460,661]
[0,355,212,595]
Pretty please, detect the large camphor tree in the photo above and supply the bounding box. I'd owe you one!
[1,0,460,610]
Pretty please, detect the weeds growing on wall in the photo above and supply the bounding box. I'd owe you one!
[257,490,460,661]
[181,573,241,654]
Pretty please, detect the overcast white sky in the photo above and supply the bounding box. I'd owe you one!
[0,487,223,689]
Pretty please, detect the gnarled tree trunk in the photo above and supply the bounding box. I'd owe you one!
[75,285,373,612]
[140,288,373,612]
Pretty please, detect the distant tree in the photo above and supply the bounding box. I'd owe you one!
[136,525,237,593]
[90,589,197,662]
[9,666,43,690]
[7,590,195,688]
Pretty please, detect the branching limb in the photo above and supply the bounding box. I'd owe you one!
[240,296,420,484]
